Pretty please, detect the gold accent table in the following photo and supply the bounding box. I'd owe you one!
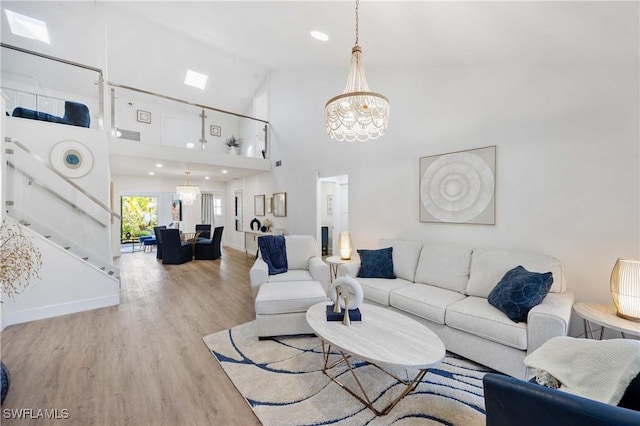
[573,302,640,339]
[306,302,445,416]
[325,255,360,282]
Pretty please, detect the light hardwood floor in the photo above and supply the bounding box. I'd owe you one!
[1,247,261,425]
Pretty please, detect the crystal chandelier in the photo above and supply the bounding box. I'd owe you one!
[176,171,200,205]
[325,0,389,142]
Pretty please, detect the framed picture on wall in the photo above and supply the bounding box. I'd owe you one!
[273,192,287,217]
[419,145,496,224]
[137,110,151,124]
[254,194,265,216]
[171,199,182,221]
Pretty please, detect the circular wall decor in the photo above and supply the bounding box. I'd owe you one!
[49,140,94,179]
[421,152,494,223]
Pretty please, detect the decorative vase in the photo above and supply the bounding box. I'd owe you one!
[333,286,342,313]
[342,295,351,326]
[1,361,10,404]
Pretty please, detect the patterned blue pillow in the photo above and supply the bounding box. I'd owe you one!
[488,265,553,323]
[357,247,396,279]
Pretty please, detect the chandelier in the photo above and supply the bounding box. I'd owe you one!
[325,0,389,142]
[176,171,200,205]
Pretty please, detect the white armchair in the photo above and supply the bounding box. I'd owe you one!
[250,235,330,299]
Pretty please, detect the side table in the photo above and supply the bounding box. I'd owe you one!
[325,255,359,282]
[573,302,640,339]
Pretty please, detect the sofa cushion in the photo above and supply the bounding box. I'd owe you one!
[255,281,327,315]
[357,247,396,279]
[488,266,554,323]
[446,296,528,350]
[284,235,317,270]
[466,248,564,298]
[390,284,467,325]
[414,244,472,293]
[357,277,412,306]
[268,270,313,283]
[380,239,424,282]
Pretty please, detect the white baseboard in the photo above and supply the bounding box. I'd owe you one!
[1,294,120,330]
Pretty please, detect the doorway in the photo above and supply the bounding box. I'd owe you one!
[318,175,348,257]
[120,196,158,239]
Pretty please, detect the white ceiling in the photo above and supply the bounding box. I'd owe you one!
[2,1,636,182]
[109,0,636,69]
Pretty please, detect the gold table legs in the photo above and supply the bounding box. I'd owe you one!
[320,341,428,416]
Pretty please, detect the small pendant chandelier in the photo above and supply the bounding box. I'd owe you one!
[325,0,389,142]
[176,171,200,205]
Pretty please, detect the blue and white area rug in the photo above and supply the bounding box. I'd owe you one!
[203,321,490,425]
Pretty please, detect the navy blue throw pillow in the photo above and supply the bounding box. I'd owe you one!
[488,265,553,323]
[357,247,396,279]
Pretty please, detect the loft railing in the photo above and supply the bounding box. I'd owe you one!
[1,43,270,160]
[1,43,104,130]
[108,82,270,159]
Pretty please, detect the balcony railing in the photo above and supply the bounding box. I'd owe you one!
[109,82,270,159]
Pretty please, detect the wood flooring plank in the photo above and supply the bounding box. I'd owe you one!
[1,247,261,425]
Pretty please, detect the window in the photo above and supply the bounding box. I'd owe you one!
[213,197,222,216]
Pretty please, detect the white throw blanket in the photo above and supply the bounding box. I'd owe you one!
[524,336,640,405]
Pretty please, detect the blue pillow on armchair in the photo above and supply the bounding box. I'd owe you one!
[357,247,396,279]
[488,265,553,323]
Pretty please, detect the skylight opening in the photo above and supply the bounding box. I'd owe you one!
[5,9,50,44]
[184,69,208,90]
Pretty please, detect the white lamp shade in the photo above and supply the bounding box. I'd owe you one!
[338,232,352,260]
[610,258,640,322]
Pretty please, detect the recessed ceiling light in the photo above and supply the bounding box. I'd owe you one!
[310,30,329,41]
[5,9,50,44]
[222,170,228,174]
[204,176,210,180]
[156,163,163,168]
[186,142,195,148]
[184,69,208,90]
[148,171,155,176]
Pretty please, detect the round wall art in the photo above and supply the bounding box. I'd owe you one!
[49,140,94,179]
[419,146,496,224]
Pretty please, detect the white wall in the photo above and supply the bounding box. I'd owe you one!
[268,60,639,336]
[1,226,120,329]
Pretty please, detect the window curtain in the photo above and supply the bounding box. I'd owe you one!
[201,193,215,226]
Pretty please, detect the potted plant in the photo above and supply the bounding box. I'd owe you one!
[0,216,43,404]
[226,135,241,155]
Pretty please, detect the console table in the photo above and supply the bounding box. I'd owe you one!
[573,302,640,339]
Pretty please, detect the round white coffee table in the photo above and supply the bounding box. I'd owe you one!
[306,302,445,416]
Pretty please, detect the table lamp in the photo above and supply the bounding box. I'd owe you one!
[338,232,353,260]
[610,258,640,322]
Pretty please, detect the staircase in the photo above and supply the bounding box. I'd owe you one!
[2,120,121,328]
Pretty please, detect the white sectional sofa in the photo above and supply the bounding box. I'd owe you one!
[338,239,574,379]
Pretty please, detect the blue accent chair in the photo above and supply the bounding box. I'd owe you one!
[483,373,640,426]
[195,224,211,239]
[153,226,167,259]
[12,101,90,128]
[160,229,192,265]
[195,226,223,260]
[139,235,156,252]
